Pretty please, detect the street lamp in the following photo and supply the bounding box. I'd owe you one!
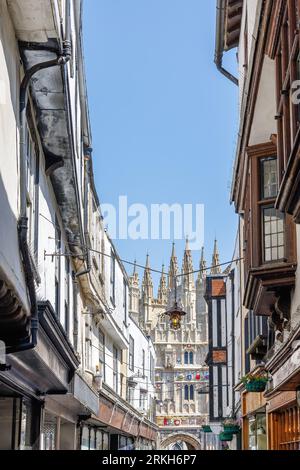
[163,275,187,330]
[164,302,187,330]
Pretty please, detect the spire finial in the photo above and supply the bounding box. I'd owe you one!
[142,253,153,299]
[168,242,178,289]
[197,246,207,281]
[185,236,190,251]
[158,263,167,303]
[146,252,150,268]
[171,242,176,257]
[211,238,221,274]
[133,259,137,275]
[182,235,194,289]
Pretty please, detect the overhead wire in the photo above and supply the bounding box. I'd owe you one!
[40,213,243,278]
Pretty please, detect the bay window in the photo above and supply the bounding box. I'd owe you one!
[267,0,300,221]
[243,142,296,316]
[262,207,284,262]
[259,156,285,263]
[248,144,289,267]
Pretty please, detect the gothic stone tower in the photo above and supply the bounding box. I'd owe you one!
[129,241,220,450]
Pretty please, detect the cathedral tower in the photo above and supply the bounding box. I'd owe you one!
[196,247,208,341]
[128,242,214,449]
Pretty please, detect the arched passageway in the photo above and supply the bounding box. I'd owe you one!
[160,433,201,450]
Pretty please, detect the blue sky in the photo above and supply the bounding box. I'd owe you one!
[83,0,239,288]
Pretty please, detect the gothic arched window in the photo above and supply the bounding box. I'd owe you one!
[184,384,194,401]
[184,351,189,365]
[189,351,194,364]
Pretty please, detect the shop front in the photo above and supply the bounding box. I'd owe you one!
[110,434,135,450]
[247,413,267,450]
[241,390,267,450]
[80,422,110,450]
[267,391,299,450]
[0,301,93,450]
[92,385,157,450]
[264,325,300,450]
[0,388,42,450]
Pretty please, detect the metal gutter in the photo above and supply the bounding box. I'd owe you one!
[215,0,238,86]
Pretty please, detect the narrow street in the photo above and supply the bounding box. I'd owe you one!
[0,0,300,458]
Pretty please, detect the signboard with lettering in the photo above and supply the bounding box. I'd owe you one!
[272,347,300,391]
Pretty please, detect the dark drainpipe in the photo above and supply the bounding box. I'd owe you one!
[215,0,238,86]
[76,146,92,278]
[8,1,72,354]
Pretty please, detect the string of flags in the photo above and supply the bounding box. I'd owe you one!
[155,370,209,388]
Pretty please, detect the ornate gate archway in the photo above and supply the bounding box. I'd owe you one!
[160,433,201,450]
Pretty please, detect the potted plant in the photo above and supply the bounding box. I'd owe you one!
[241,372,268,392]
[219,431,233,442]
[201,425,212,433]
[222,418,240,434]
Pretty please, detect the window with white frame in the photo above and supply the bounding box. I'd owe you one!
[150,354,154,384]
[91,199,102,273]
[99,329,105,381]
[127,386,134,406]
[110,249,115,304]
[85,323,92,371]
[123,279,128,325]
[113,346,119,394]
[25,124,39,262]
[139,391,147,411]
[129,336,134,371]
[101,236,105,279]
[142,349,145,378]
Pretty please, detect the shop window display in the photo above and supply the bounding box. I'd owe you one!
[248,414,267,450]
